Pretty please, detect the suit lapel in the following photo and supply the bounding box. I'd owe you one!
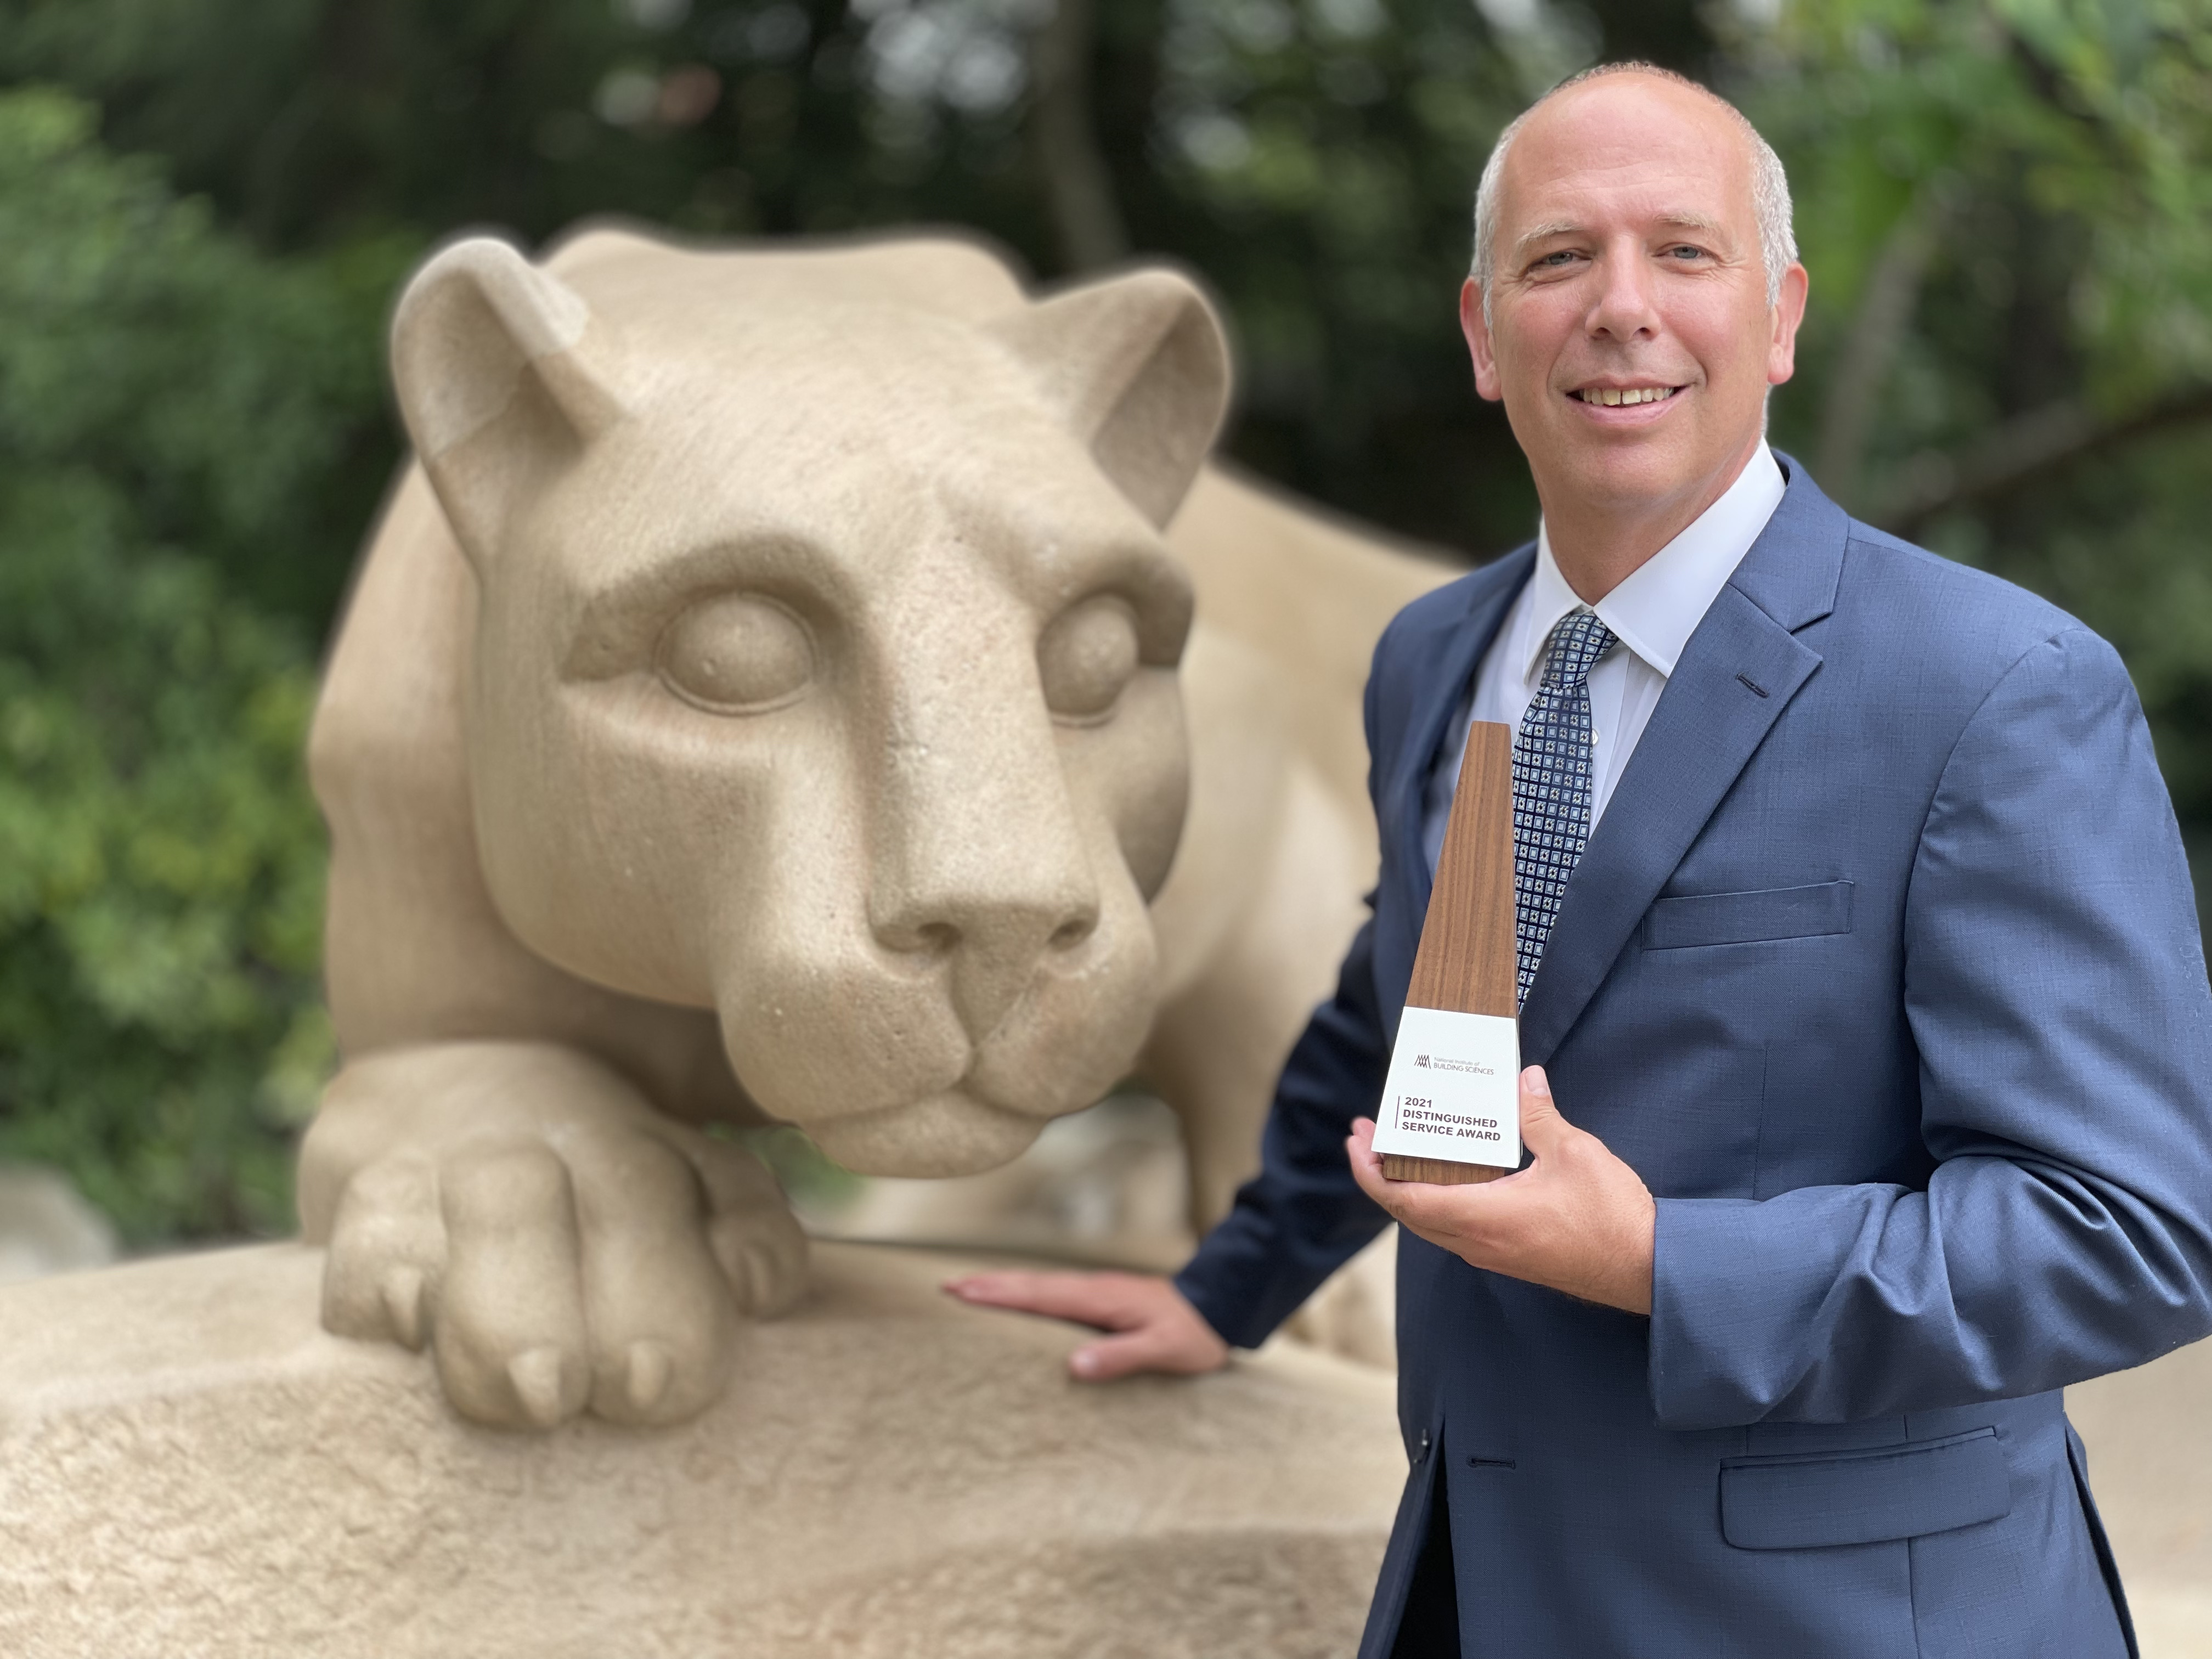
[1516,459,1850,1064]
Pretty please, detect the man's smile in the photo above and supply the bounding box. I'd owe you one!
[1570,382,1684,406]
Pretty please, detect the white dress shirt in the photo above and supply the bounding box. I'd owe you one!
[1421,444,1788,876]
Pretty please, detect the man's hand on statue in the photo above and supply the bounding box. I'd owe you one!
[1348,1065,1656,1315]
[941,1268,1232,1381]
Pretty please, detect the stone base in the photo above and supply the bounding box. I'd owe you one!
[0,1242,1402,1659]
[2069,1339,2212,1659]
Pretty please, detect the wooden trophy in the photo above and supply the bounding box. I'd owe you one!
[1373,721,1521,1184]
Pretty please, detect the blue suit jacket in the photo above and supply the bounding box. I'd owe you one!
[1175,460,2212,1658]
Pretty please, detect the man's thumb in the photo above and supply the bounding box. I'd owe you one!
[1519,1065,1567,1144]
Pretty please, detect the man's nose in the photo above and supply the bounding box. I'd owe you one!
[1586,243,1661,342]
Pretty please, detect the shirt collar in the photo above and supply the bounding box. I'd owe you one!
[1519,442,1787,686]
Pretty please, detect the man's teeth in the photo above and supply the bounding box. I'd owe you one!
[1577,386,1677,405]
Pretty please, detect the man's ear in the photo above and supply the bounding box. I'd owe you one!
[1767,262,1810,387]
[390,236,633,566]
[1460,278,1503,404]
[988,269,1229,528]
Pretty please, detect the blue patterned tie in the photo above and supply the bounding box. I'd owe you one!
[1512,609,1617,1006]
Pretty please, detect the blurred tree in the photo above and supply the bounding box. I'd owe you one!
[0,0,1715,577]
[2,0,2209,1240]
[1741,0,2212,831]
[0,88,407,1238]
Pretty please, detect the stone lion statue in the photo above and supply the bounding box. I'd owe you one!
[300,225,1446,1429]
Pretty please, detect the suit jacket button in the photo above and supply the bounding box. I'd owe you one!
[1417,1429,1432,1462]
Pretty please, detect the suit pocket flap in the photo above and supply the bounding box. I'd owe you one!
[1644,881,1854,950]
[1721,1427,2009,1550]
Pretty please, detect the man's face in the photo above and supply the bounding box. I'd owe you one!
[1462,74,1808,521]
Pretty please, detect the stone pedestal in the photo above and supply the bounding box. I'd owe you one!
[0,1242,1402,1659]
[2069,1341,2212,1659]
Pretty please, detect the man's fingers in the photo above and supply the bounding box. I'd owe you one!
[1070,1325,1201,1381]
[1348,1119,1470,1228]
[946,1271,1231,1381]
[1346,1131,1403,1212]
[944,1269,1146,1330]
[1355,1161,1471,1235]
[1348,1120,1514,1242]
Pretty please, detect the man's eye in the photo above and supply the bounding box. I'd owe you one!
[1667,245,1707,261]
[1534,250,1580,270]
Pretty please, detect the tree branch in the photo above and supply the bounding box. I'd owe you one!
[1028,0,1129,273]
[1873,382,2212,537]
[1816,185,1952,509]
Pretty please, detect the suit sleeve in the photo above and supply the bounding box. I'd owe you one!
[1171,616,1408,1348]
[1172,911,1395,1347]
[1649,628,2212,1428]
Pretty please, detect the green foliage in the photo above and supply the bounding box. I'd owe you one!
[723,1124,867,1214]
[2,2,2209,1241]
[1113,0,1541,548]
[1751,0,2212,441]
[1745,0,2212,826]
[0,88,407,1239]
[0,0,1701,558]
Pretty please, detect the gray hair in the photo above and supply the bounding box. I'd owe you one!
[1470,63,1797,319]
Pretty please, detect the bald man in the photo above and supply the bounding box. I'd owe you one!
[953,64,2212,1657]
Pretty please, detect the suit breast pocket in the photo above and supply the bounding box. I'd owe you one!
[1720,1427,2011,1550]
[1643,880,1855,951]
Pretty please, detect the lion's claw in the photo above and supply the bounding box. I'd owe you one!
[625,1339,674,1411]
[507,1346,573,1429]
[302,1043,810,1431]
[382,1267,427,1351]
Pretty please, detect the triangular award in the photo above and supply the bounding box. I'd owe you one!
[1373,720,1521,1184]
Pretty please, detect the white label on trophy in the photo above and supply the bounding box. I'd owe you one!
[1370,1005,1522,1171]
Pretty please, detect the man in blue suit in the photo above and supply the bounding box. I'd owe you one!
[950,63,2212,1656]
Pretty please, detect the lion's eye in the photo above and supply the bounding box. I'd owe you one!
[1037,595,1141,722]
[657,592,814,713]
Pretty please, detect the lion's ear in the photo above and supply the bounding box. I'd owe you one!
[391,236,633,564]
[989,269,1229,528]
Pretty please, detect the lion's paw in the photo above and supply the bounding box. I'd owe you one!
[304,1046,809,1431]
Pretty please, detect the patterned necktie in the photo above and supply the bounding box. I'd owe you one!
[1511,608,1617,1006]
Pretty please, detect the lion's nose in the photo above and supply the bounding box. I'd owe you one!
[874,887,1100,1043]
[879,899,1098,972]
[865,601,1110,1041]
[885,904,1098,958]
[867,734,1103,1042]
